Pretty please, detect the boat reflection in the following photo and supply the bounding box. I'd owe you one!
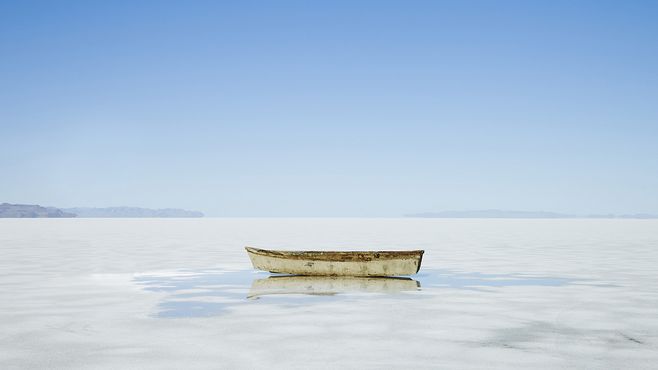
[248,275,420,298]
[133,268,583,318]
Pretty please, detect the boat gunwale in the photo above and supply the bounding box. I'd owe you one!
[245,246,425,264]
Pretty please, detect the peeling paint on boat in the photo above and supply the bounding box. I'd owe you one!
[245,247,424,276]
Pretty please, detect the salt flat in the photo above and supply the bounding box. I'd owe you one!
[0,218,657,369]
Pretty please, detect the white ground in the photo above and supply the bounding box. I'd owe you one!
[1,218,657,369]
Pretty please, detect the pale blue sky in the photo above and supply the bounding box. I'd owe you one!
[1,1,657,216]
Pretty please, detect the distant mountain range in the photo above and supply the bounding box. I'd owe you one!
[0,203,76,218]
[406,210,658,219]
[63,207,204,218]
[0,203,204,218]
[2,204,655,219]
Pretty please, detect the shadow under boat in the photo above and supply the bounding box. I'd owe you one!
[248,275,420,298]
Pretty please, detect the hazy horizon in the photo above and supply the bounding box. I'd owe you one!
[2,1,657,216]
[4,3,658,369]
[3,202,658,218]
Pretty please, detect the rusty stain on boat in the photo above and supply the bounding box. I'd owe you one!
[245,247,424,277]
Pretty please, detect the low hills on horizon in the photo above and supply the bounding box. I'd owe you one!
[0,203,77,218]
[63,207,204,218]
[0,203,204,218]
[1,203,656,219]
[405,209,658,219]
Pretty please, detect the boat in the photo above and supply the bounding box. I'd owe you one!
[245,247,424,276]
[248,275,420,298]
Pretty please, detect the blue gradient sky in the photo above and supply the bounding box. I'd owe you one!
[1,1,657,216]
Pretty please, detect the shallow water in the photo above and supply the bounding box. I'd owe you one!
[133,268,581,319]
[1,218,657,369]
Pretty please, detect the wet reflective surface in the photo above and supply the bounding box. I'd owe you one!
[133,268,585,318]
[247,275,420,298]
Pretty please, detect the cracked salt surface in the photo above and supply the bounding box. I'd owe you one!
[1,218,657,369]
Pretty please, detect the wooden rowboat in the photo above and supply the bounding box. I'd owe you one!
[245,247,424,276]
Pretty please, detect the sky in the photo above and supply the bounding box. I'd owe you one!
[1,0,657,216]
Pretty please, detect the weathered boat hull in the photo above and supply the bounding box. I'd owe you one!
[248,276,420,298]
[245,247,424,276]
